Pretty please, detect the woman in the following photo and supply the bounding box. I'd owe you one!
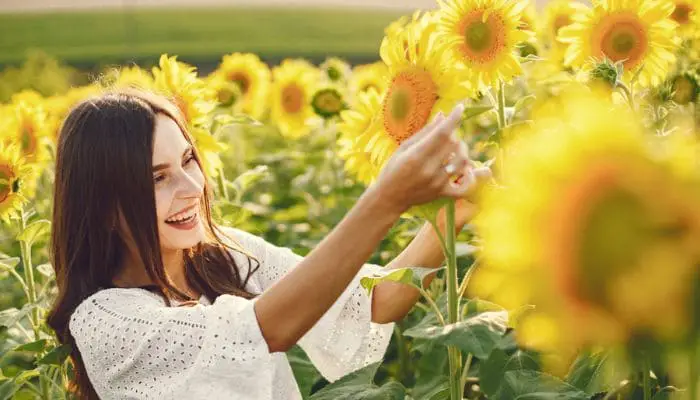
[47,90,484,399]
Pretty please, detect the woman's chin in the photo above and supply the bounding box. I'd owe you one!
[161,222,206,249]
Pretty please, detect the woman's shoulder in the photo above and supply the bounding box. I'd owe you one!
[70,287,163,326]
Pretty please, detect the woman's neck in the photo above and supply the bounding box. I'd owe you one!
[112,248,196,298]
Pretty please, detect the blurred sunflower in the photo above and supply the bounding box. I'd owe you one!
[311,86,347,120]
[44,84,101,140]
[211,53,270,119]
[518,1,539,35]
[270,59,320,139]
[349,62,389,98]
[1,101,52,165]
[112,65,154,90]
[668,0,699,36]
[337,89,383,185]
[558,0,679,88]
[152,54,225,177]
[11,89,44,106]
[542,0,578,48]
[0,143,33,223]
[320,57,352,84]
[437,0,534,89]
[472,86,700,369]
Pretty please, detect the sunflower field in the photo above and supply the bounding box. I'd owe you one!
[2,0,700,399]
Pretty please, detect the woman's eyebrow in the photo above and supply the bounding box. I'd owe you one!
[152,146,194,172]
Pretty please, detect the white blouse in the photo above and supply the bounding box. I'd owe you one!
[69,227,395,399]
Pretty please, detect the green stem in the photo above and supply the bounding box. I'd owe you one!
[393,325,411,385]
[217,167,229,202]
[18,215,39,340]
[496,81,507,130]
[617,82,636,113]
[690,339,699,400]
[642,357,651,400]
[418,288,446,326]
[445,200,462,400]
[460,353,474,399]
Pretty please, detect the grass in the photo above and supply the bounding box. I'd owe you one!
[0,7,403,67]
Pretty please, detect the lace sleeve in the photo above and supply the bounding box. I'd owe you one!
[69,288,274,399]
[223,227,395,382]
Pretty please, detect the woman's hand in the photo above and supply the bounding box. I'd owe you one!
[374,103,471,215]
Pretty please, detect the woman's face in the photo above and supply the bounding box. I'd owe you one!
[150,114,206,250]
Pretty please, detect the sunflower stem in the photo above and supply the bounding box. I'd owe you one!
[690,339,699,400]
[18,213,40,340]
[496,80,507,130]
[642,357,651,400]
[445,199,463,400]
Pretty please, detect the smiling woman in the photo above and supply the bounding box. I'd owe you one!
[44,89,479,399]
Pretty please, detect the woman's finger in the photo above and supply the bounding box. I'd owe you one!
[440,165,474,198]
[413,103,464,156]
[400,111,445,149]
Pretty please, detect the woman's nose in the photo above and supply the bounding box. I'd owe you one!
[176,170,203,197]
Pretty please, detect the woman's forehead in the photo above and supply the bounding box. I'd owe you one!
[152,114,189,162]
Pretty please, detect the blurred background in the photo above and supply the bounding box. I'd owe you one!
[0,0,558,102]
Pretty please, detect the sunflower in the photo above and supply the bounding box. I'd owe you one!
[270,59,320,139]
[349,62,389,98]
[519,1,539,35]
[111,65,154,90]
[379,12,472,146]
[0,143,33,223]
[1,101,52,165]
[152,54,225,177]
[471,86,700,369]
[311,86,347,119]
[558,0,679,88]
[211,53,271,120]
[320,57,352,83]
[668,0,700,36]
[437,0,534,89]
[542,0,578,48]
[337,13,472,218]
[337,89,383,185]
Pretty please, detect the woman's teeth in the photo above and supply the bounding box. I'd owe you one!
[165,210,197,224]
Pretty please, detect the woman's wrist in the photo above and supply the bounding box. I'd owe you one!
[360,184,406,223]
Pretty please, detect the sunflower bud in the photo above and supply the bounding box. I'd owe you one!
[671,73,699,105]
[589,59,623,88]
[311,88,346,119]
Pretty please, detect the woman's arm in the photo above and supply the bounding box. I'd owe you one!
[254,104,471,353]
[370,198,477,324]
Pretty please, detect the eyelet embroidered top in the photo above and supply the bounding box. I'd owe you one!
[69,227,395,399]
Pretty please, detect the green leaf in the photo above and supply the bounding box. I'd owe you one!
[228,166,271,202]
[36,344,71,366]
[287,346,322,399]
[0,379,18,400]
[495,370,589,400]
[359,266,441,295]
[0,257,20,271]
[35,263,54,278]
[512,95,536,114]
[16,219,51,246]
[565,351,609,394]
[463,105,494,120]
[12,370,39,386]
[652,386,683,400]
[479,347,540,397]
[403,311,508,359]
[308,362,405,400]
[461,298,505,319]
[0,302,36,328]
[13,339,48,353]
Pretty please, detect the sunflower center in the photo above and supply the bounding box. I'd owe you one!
[671,3,692,24]
[0,164,15,203]
[228,72,251,94]
[458,10,507,65]
[382,68,438,144]
[596,13,648,70]
[20,123,37,157]
[281,84,304,114]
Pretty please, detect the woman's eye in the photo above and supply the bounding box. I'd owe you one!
[154,174,165,184]
[184,155,196,165]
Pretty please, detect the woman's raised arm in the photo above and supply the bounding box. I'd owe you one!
[254,103,471,352]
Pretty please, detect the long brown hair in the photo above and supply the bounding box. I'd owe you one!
[46,90,259,399]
